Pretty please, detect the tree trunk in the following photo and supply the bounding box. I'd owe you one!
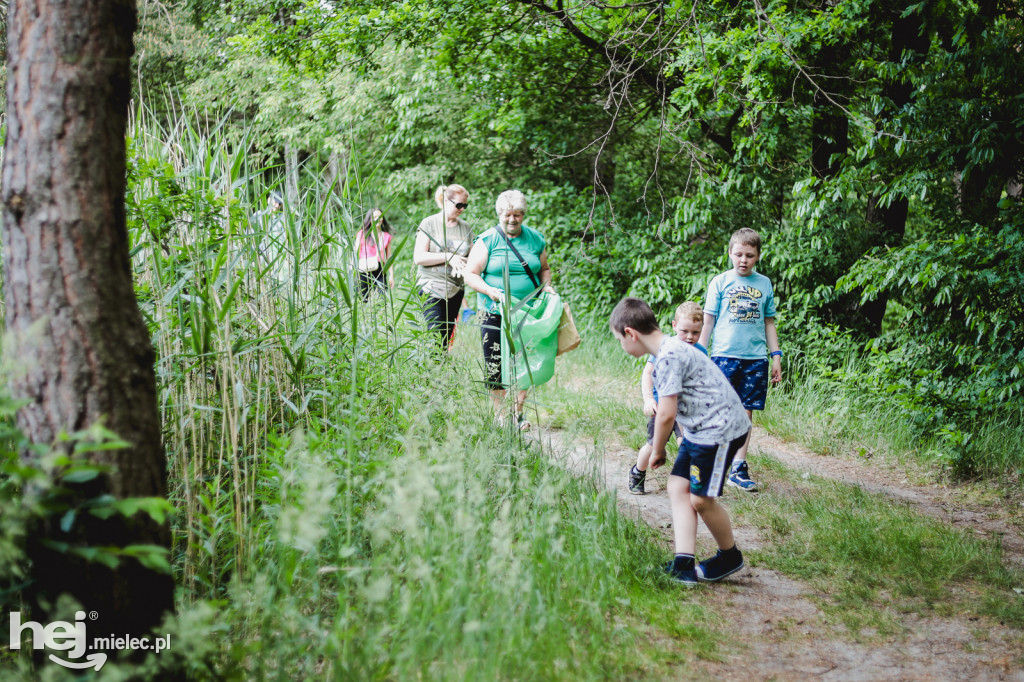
[2,0,173,643]
[856,6,928,334]
[810,41,850,180]
[859,195,909,334]
[326,149,347,197]
[284,142,300,207]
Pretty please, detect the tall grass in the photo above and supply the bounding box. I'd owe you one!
[116,104,718,679]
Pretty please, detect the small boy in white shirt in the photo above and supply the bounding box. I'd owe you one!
[628,302,707,495]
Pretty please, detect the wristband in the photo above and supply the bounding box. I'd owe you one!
[770,350,783,359]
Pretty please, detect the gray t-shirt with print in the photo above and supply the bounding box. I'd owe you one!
[653,335,750,445]
[416,213,475,300]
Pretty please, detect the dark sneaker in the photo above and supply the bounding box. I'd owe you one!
[663,561,699,587]
[727,460,759,492]
[696,549,744,582]
[628,467,646,495]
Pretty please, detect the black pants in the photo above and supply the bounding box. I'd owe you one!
[422,289,465,350]
[358,268,386,301]
[480,310,504,389]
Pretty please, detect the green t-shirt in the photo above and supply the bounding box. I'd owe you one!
[477,224,547,312]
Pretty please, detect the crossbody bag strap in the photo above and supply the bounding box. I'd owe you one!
[495,224,540,289]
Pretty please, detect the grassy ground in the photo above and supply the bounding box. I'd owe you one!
[734,454,1024,636]
[140,322,735,680]
[538,331,1024,652]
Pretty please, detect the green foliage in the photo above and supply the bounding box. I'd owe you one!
[836,219,1024,452]
[0,415,177,623]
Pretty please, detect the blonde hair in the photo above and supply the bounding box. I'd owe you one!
[674,301,704,325]
[434,184,468,209]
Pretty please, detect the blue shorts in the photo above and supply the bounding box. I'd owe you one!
[671,432,749,498]
[712,357,769,411]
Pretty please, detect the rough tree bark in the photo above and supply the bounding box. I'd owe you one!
[1,0,174,641]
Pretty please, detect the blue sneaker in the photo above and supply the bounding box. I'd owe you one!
[664,560,699,587]
[696,549,744,582]
[727,460,758,492]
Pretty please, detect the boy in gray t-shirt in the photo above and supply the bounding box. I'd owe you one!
[611,297,750,586]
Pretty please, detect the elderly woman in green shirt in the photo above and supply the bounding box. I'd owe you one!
[463,190,557,430]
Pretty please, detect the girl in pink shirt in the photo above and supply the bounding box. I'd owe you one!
[355,209,393,300]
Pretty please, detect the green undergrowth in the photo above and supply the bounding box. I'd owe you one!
[535,334,646,452]
[731,454,1024,638]
[759,356,1024,483]
[155,333,727,679]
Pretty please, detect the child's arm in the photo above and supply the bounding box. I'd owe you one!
[649,394,678,470]
[766,316,782,384]
[641,362,657,417]
[697,313,715,350]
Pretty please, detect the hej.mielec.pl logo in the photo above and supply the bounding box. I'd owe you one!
[9,610,171,671]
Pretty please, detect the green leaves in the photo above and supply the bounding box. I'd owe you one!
[38,540,173,574]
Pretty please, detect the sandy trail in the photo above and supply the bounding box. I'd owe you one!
[536,425,1024,681]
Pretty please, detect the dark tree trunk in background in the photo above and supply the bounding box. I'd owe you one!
[858,5,928,335]
[809,0,851,182]
[2,0,174,641]
[810,74,849,181]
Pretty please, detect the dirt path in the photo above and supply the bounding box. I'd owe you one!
[536,425,1024,681]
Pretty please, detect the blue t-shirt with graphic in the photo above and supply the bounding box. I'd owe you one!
[647,342,706,402]
[703,269,777,359]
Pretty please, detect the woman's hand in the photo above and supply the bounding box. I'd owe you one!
[488,287,506,304]
[542,284,556,294]
[448,253,468,277]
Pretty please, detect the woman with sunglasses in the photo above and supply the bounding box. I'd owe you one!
[413,184,476,350]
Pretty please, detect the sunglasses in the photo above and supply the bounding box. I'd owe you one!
[447,197,469,210]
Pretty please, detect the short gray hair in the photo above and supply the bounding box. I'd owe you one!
[495,190,527,218]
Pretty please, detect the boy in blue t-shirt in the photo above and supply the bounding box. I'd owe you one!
[698,228,782,492]
[628,301,707,495]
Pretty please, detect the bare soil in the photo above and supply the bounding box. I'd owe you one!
[536,424,1024,681]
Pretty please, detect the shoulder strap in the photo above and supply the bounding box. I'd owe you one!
[495,224,540,288]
